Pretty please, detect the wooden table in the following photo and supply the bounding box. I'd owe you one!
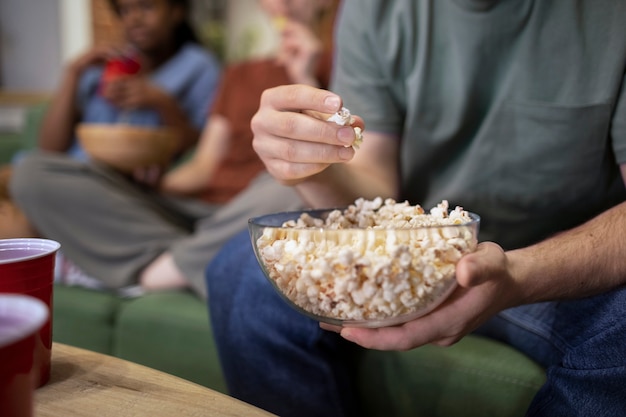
[35,343,276,417]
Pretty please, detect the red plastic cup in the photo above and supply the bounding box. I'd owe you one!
[0,294,49,417]
[0,238,60,387]
[99,53,141,95]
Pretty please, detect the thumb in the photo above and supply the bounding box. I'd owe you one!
[455,242,505,288]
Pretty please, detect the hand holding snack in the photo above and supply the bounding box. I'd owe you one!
[251,84,365,185]
[275,17,324,86]
[101,76,165,110]
[327,107,364,149]
[66,45,130,85]
[332,241,521,350]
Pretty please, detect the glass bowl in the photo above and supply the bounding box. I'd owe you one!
[249,204,480,328]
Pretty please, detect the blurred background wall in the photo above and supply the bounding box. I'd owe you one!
[0,0,63,91]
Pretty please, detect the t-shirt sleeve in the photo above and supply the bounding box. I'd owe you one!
[76,66,102,114]
[208,66,236,121]
[331,0,404,135]
[611,71,626,165]
[180,53,221,130]
[151,45,222,131]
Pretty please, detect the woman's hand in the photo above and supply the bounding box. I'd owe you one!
[132,165,165,188]
[276,19,324,86]
[325,242,524,350]
[101,76,165,110]
[251,84,363,185]
[68,45,121,77]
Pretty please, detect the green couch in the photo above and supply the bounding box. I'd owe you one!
[3,95,546,417]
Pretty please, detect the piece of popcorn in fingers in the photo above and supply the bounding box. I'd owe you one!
[327,107,364,149]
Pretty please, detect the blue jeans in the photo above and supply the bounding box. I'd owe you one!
[206,229,626,417]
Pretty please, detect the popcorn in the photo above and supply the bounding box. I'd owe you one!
[256,198,478,323]
[327,107,364,149]
[272,16,288,31]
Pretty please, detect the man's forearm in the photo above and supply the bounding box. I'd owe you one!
[508,201,626,304]
[295,131,401,209]
[295,164,397,209]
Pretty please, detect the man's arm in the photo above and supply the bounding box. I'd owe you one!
[294,129,400,208]
[334,163,626,350]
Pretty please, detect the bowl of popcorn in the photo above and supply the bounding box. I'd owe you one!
[77,123,177,173]
[249,197,480,328]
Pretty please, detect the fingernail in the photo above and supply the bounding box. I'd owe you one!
[338,146,354,160]
[324,95,341,112]
[340,328,356,342]
[337,127,354,145]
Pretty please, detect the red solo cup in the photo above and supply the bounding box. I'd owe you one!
[0,294,49,417]
[99,53,141,95]
[0,238,60,387]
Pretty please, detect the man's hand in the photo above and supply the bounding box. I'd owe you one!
[325,242,523,350]
[251,85,363,185]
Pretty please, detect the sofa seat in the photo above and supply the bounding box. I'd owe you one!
[359,337,545,416]
[52,285,226,391]
[52,284,545,417]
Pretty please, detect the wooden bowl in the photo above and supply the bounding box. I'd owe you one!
[76,123,177,172]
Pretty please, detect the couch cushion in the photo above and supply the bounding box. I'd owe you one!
[0,101,47,164]
[52,284,121,354]
[113,291,226,393]
[358,335,545,417]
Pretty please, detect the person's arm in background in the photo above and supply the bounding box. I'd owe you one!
[161,14,332,197]
[160,114,230,196]
[156,59,232,196]
[38,46,115,152]
[276,19,324,87]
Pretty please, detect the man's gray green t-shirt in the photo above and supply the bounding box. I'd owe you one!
[332,0,626,249]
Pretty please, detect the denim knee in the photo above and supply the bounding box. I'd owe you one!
[479,288,626,416]
[205,229,363,417]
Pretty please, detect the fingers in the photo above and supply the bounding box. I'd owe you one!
[319,322,342,333]
[455,242,506,288]
[133,165,162,186]
[260,84,342,114]
[331,244,514,351]
[339,318,450,351]
[254,109,358,147]
[102,77,150,109]
[253,139,354,183]
[252,85,364,183]
[337,286,481,351]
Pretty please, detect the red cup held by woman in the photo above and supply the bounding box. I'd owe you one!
[99,51,142,95]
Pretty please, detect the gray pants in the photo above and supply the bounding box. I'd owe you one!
[10,152,303,298]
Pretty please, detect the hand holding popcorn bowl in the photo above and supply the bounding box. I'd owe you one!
[249,198,480,328]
